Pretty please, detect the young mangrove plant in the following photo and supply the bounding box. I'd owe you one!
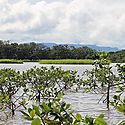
[1,60,125,124]
[0,68,27,116]
[20,66,107,125]
[21,93,107,125]
[110,64,125,125]
[82,52,118,109]
[21,66,81,103]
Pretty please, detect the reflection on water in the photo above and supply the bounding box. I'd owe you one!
[0,62,93,74]
[0,62,124,125]
[64,92,124,125]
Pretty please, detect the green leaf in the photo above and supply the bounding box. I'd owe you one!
[76,113,82,121]
[58,92,64,99]
[53,107,60,113]
[30,109,35,118]
[117,104,125,114]
[28,108,32,114]
[65,104,70,110]
[5,96,9,101]
[1,103,4,109]
[41,103,50,113]
[97,114,104,119]
[84,115,94,124]
[94,114,107,125]
[44,119,61,125]
[33,105,40,116]
[31,118,41,125]
[102,51,108,58]
[0,96,3,101]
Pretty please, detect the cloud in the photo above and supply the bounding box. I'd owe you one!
[0,0,125,48]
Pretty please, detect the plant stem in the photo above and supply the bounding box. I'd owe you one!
[107,83,110,110]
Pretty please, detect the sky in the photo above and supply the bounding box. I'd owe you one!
[0,0,125,48]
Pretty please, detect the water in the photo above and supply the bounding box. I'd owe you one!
[0,62,124,125]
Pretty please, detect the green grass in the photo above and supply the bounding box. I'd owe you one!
[39,59,94,64]
[0,59,23,64]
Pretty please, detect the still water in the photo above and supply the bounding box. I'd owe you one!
[0,62,124,125]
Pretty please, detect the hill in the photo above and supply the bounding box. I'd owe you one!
[40,43,119,52]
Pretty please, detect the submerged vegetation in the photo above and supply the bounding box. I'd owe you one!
[39,59,94,64]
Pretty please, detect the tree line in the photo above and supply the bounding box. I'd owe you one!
[109,50,125,63]
[0,40,124,62]
[0,40,96,60]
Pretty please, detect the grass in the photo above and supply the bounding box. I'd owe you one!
[39,59,94,65]
[0,59,23,64]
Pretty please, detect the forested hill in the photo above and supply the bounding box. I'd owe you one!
[0,40,96,60]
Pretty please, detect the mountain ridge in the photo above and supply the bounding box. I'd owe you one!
[40,42,119,52]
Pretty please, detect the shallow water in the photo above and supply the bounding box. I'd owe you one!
[0,62,124,125]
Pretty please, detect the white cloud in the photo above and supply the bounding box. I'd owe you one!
[0,0,125,48]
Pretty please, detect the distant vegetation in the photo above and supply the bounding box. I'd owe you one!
[0,59,23,64]
[0,40,96,60]
[0,40,124,63]
[109,50,125,63]
[39,59,94,64]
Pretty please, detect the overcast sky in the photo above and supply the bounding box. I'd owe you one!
[0,0,125,48]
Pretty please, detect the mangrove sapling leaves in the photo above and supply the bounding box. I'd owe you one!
[82,52,119,109]
[0,64,114,124]
[94,114,107,125]
[84,115,94,125]
[55,92,64,101]
[113,95,121,101]
[20,109,34,120]
[41,102,50,113]
[21,91,108,125]
[31,118,41,125]
[29,109,35,119]
[23,66,75,102]
[32,105,41,116]
[20,110,33,120]
[53,105,60,113]
[0,68,28,116]
[44,119,61,125]
[118,86,124,92]
[75,113,82,121]
[28,108,32,114]
[102,51,108,58]
[21,98,28,109]
[111,63,125,118]
[65,104,70,110]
